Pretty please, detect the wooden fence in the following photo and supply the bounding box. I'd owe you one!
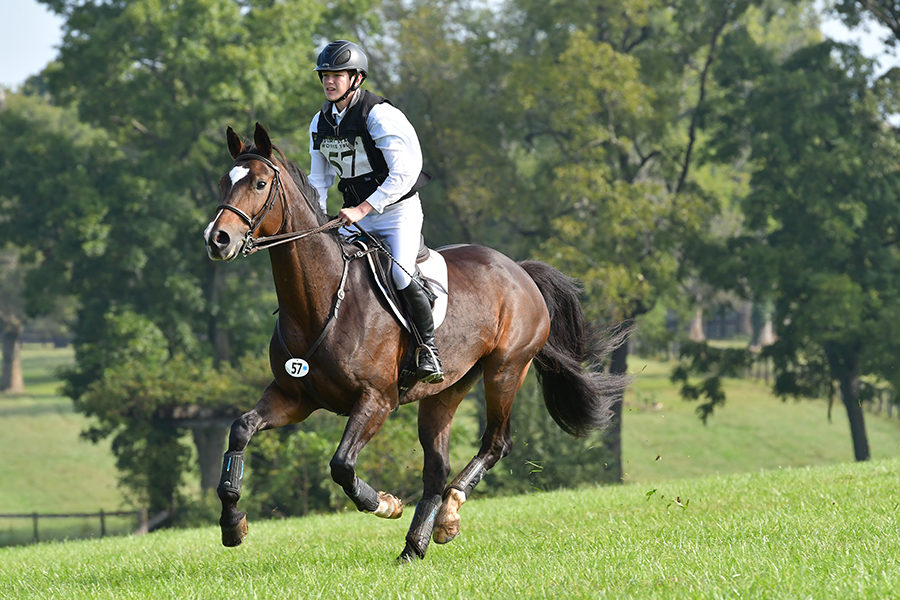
[0,509,167,545]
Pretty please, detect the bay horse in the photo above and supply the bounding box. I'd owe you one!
[204,123,629,561]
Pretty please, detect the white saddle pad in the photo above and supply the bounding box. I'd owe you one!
[365,248,449,332]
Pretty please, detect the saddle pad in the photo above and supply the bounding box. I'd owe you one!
[364,247,449,332]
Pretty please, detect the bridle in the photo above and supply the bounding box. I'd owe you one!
[215,153,341,257]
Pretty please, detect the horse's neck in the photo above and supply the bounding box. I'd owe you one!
[268,212,343,325]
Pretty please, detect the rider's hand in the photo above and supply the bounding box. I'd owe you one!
[338,201,373,225]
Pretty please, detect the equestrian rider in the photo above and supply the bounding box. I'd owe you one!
[308,40,443,384]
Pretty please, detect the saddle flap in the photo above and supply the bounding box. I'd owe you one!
[348,237,449,332]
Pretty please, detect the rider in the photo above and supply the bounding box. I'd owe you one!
[308,40,443,384]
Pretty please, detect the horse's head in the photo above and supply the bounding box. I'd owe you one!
[204,123,286,261]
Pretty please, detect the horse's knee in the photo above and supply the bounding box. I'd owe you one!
[228,411,262,449]
[480,425,513,462]
[495,434,513,460]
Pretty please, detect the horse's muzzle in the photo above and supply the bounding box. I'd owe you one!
[205,224,243,261]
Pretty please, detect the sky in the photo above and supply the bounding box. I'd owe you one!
[0,0,898,89]
[1,0,65,88]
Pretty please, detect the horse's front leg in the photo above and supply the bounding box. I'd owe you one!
[218,382,316,547]
[329,391,403,519]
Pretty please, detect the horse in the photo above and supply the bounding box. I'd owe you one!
[203,123,630,561]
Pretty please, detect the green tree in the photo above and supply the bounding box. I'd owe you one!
[10,0,376,511]
[498,0,775,480]
[0,90,116,391]
[371,0,809,483]
[696,32,900,460]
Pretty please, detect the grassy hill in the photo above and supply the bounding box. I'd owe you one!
[1,457,897,599]
[622,358,900,482]
[1,346,124,513]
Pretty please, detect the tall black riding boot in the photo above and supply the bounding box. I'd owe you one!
[399,282,444,384]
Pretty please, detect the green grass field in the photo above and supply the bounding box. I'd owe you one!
[3,344,900,561]
[0,457,897,599]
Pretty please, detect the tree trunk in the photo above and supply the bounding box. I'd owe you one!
[826,342,870,462]
[1,323,25,393]
[603,334,630,483]
[206,263,231,366]
[688,307,705,342]
[838,373,870,461]
[192,424,228,491]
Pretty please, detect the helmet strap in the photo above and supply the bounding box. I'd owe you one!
[334,72,365,104]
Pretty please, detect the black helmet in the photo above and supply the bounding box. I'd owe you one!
[315,40,369,78]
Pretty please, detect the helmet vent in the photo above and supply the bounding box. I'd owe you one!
[335,49,351,66]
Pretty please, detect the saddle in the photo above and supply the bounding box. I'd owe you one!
[347,234,449,333]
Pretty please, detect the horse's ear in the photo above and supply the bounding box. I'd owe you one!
[226,126,246,159]
[253,122,273,157]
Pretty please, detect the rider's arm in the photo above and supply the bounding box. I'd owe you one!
[364,103,424,213]
[308,113,335,213]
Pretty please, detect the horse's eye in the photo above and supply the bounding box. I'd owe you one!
[256,180,267,190]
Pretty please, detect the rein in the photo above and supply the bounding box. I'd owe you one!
[216,153,342,256]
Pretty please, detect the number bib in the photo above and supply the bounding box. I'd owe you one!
[318,136,374,179]
[284,358,310,378]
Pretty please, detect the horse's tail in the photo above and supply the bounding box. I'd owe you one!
[519,260,632,438]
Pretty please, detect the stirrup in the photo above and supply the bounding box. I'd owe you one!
[416,345,444,384]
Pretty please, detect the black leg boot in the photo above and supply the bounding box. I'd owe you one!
[399,282,444,383]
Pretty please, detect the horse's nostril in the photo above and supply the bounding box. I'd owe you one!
[215,230,230,247]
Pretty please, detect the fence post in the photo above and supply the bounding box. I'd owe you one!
[100,509,106,537]
[32,512,38,544]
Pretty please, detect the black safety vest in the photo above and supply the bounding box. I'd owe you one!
[312,90,430,208]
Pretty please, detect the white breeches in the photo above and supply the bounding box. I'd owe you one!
[341,194,424,289]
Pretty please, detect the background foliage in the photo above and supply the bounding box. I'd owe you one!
[2,0,900,522]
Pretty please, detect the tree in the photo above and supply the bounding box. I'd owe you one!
[695,30,900,460]
[11,0,378,510]
[370,0,818,482]
[497,0,778,480]
[0,249,26,394]
[0,91,114,392]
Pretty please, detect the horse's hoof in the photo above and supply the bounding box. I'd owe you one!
[221,513,248,547]
[396,549,421,564]
[374,492,403,519]
[432,518,460,544]
[433,489,465,544]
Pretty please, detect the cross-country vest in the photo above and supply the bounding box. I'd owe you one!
[312,90,430,208]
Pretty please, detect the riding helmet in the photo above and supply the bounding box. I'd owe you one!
[314,40,369,77]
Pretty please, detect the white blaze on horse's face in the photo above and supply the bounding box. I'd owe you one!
[229,165,250,187]
[203,208,224,244]
[204,166,250,246]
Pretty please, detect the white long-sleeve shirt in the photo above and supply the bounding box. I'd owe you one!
[308,99,424,214]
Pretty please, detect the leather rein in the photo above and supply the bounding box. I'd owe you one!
[216,153,342,257]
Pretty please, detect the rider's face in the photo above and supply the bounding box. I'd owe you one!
[320,71,356,104]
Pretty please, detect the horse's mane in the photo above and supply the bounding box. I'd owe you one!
[245,144,329,227]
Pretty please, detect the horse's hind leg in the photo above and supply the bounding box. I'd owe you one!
[329,392,403,519]
[218,382,315,547]
[433,359,531,544]
[398,378,475,562]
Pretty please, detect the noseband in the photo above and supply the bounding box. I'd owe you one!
[215,153,340,256]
